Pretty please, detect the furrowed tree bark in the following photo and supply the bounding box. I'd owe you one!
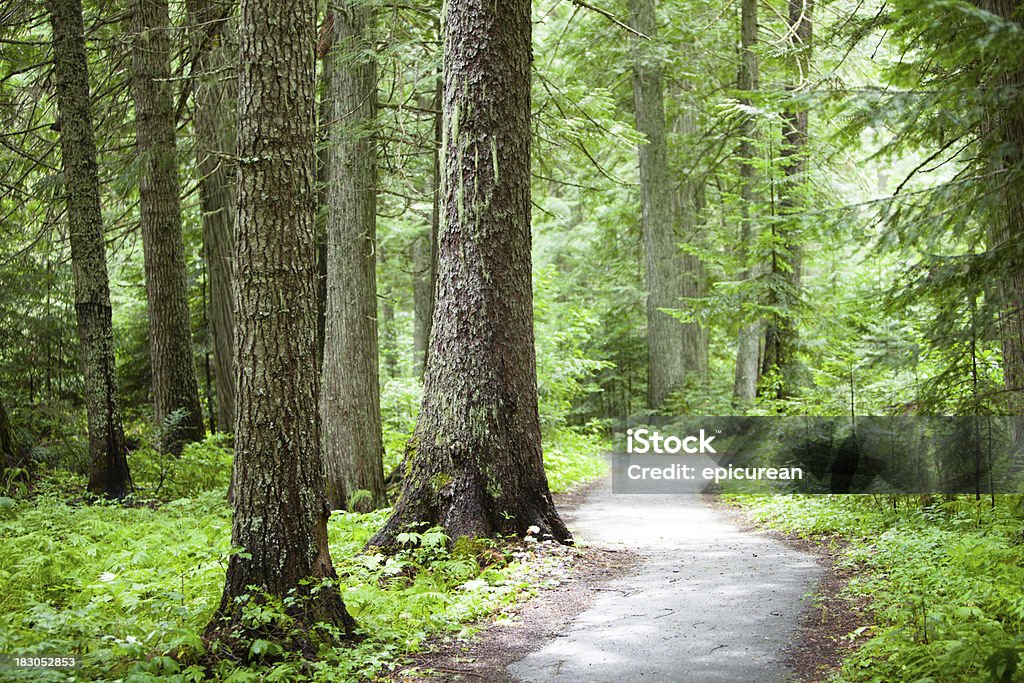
[983,0,1024,426]
[628,0,707,409]
[186,0,237,434]
[132,0,205,452]
[368,0,571,549]
[412,81,441,379]
[733,0,764,407]
[316,149,327,373]
[761,0,811,397]
[206,0,356,650]
[320,1,387,512]
[316,43,329,371]
[49,0,132,499]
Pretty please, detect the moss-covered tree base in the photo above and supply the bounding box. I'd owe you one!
[203,585,358,663]
[369,436,572,552]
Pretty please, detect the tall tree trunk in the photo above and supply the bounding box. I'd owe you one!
[761,0,811,397]
[733,0,764,407]
[412,82,441,379]
[320,2,387,512]
[186,0,237,434]
[1,398,25,470]
[984,0,1024,441]
[411,207,435,379]
[628,0,707,409]
[207,0,356,646]
[368,0,570,549]
[49,0,132,499]
[671,107,709,381]
[377,244,399,380]
[316,23,331,372]
[132,0,205,452]
[316,92,329,372]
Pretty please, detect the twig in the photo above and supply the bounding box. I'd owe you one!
[569,0,649,40]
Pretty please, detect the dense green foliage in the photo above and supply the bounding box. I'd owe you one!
[3,0,1021,447]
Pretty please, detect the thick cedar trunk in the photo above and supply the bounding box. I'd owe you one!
[186,0,237,434]
[369,0,570,549]
[628,0,707,409]
[320,2,387,512]
[132,0,205,452]
[761,0,811,397]
[49,0,132,499]
[733,0,764,407]
[208,0,355,644]
[734,321,764,406]
[412,82,441,379]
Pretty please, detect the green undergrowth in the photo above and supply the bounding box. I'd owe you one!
[0,430,603,682]
[737,495,1024,682]
[0,488,558,681]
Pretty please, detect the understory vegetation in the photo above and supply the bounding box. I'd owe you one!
[0,430,605,682]
[741,495,1024,683]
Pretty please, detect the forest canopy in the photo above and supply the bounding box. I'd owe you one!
[2,0,1022,445]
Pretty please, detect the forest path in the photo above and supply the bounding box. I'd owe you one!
[504,479,821,682]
